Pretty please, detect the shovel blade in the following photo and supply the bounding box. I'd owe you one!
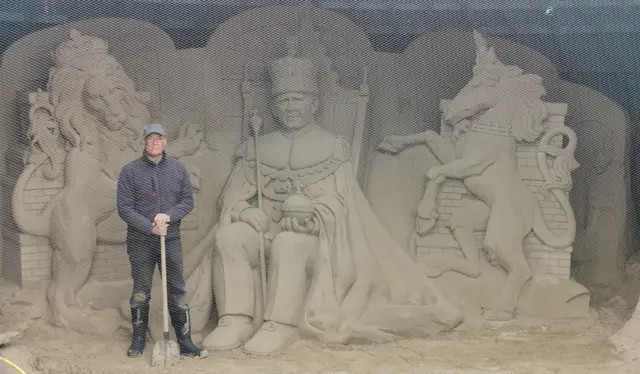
[151,340,180,367]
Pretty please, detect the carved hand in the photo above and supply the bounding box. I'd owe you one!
[239,207,270,233]
[281,216,319,236]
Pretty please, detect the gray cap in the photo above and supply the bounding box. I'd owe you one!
[143,123,165,138]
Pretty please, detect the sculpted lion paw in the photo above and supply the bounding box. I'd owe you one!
[180,122,204,142]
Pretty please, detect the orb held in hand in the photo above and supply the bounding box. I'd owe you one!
[281,181,314,222]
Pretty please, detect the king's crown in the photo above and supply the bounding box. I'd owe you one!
[269,36,319,95]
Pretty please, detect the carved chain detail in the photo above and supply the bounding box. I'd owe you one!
[468,120,512,137]
[241,156,345,202]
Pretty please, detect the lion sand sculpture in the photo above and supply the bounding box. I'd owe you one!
[12,30,217,340]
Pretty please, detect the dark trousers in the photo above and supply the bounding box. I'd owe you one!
[127,236,188,315]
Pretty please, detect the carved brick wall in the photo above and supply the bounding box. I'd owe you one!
[22,167,64,215]
[3,233,51,283]
[89,244,131,282]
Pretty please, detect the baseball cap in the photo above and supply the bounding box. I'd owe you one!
[143,123,165,138]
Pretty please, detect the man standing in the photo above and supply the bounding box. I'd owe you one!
[203,45,461,355]
[117,123,203,358]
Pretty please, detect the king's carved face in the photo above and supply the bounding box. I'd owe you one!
[273,92,318,131]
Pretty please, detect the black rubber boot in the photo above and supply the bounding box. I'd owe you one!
[127,304,149,357]
[171,307,202,357]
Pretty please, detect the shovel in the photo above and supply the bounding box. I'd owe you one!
[151,234,180,367]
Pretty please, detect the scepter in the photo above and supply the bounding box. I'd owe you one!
[250,109,268,310]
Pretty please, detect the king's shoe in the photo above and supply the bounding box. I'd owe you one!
[202,315,254,350]
[243,320,298,355]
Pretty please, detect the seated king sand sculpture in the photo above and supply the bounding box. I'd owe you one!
[202,42,463,355]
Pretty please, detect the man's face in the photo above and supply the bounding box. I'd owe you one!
[144,134,166,157]
[273,92,318,130]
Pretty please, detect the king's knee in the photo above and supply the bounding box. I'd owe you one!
[270,232,310,262]
[215,222,254,251]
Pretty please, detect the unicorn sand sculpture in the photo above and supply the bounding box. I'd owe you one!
[380,31,581,321]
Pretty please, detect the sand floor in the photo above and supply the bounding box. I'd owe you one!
[0,280,631,374]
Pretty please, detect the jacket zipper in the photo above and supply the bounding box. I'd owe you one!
[154,163,167,234]
[155,164,162,208]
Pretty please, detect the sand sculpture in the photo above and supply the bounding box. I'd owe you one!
[203,35,462,354]
[7,2,633,361]
[11,29,217,343]
[377,31,588,323]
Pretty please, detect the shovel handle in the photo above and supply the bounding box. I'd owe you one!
[160,235,169,336]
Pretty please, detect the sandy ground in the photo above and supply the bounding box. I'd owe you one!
[0,280,631,374]
[6,322,627,374]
